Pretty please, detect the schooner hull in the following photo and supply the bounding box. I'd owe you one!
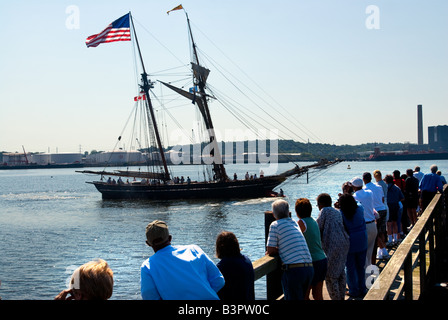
[89,176,286,200]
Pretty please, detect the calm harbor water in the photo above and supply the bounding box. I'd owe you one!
[1,160,447,300]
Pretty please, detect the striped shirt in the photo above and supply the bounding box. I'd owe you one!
[266,218,312,264]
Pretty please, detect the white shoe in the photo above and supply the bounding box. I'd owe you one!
[376,250,383,259]
[377,249,390,260]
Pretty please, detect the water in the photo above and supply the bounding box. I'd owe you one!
[1,160,447,300]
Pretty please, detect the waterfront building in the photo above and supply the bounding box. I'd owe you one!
[428,125,448,152]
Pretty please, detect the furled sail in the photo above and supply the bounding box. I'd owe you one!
[191,62,210,84]
[116,170,167,180]
[77,170,167,180]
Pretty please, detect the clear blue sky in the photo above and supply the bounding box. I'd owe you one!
[1,0,447,153]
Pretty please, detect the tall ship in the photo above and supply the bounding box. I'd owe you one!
[78,7,340,200]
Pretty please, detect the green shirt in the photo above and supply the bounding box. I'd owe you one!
[300,217,327,262]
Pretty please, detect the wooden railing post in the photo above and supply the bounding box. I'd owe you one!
[434,187,448,283]
[441,187,448,281]
[428,216,435,282]
[403,251,413,300]
[418,230,426,294]
[264,211,283,300]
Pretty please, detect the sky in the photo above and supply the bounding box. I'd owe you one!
[0,0,447,154]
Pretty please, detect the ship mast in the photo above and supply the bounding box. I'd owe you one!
[184,10,229,182]
[130,12,170,181]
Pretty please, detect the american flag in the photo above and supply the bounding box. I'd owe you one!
[86,13,131,48]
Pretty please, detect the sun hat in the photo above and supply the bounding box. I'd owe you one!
[350,177,363,188]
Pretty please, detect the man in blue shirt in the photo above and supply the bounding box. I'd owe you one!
[140,220,225,300]
[419,165,444,213]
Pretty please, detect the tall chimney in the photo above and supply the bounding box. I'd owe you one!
[417,104,423,145]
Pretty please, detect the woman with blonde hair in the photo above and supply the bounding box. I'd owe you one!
[55,259,114,300]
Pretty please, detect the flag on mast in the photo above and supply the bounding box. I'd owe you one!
[134,94,146,101]
[167,4,184,15]
[86,13,131,48]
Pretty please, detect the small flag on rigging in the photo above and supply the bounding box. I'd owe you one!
[86,13,131,48]
[167,4,184,15]
[189,86,198,93]
[134,94,146,101]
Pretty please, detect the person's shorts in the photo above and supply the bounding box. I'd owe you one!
[376,209,387,234]
[388,203,399,222]
[405,196,419,209]
[311,257,327,286]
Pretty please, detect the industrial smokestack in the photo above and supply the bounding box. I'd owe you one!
[417,104,423,145]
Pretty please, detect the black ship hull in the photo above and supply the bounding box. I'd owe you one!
[89,175,286,200]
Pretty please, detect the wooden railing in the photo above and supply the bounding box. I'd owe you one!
[251,212,283,300]
[364,184,447,300]
[253,185,447,300]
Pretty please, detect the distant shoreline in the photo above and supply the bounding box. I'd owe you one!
[0,163,85,170]
[0,159,305,170]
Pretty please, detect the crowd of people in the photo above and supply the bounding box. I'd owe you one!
[55,164,445,301]
[265,164,445,300]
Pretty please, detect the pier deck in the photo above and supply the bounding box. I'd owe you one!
[319,244,409,300]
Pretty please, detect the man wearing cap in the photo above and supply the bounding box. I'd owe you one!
[140,220,225,300]
[351,176,377,269]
